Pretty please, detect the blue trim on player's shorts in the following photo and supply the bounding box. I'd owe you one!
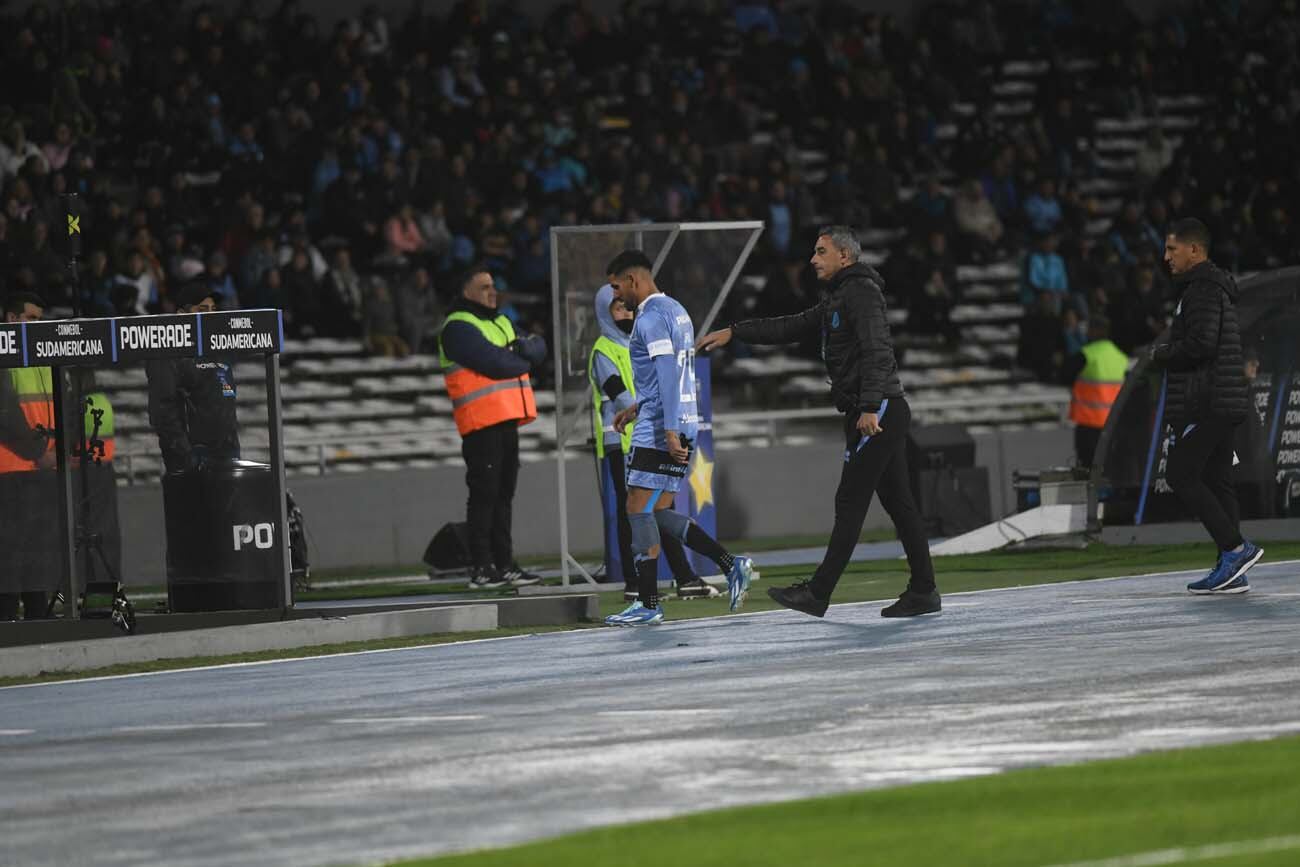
[627,468,684,494]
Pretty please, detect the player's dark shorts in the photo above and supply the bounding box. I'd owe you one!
[626,440,692,493]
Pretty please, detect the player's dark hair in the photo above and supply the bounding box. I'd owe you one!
[605,249,654,277]
[1169,218,1211,252]
[3,292,46,317]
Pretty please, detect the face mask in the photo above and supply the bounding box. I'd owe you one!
[616,318,634,335]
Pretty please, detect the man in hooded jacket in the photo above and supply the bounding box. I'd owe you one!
[698,226,939,618]
[1150,218,1262,594]
[588,283,718,602]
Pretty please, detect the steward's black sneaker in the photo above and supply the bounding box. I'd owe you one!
[766,580,829,618]
[881,589,942,618]
[501,565,542,587]
[674,577,720,599]
[468,566,509,589]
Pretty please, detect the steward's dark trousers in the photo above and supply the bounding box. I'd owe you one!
[1075,425,1101,469]
[810,397,936,599]
[461,421,520,570]
[1166,418,1244,551]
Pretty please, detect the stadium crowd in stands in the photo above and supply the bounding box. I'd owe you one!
[0,0,1297,384]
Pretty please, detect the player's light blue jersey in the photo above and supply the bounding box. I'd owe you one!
[630,292,698,445]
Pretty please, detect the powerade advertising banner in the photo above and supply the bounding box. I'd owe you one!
[0,310,283,369]
[1100,268,1300,523]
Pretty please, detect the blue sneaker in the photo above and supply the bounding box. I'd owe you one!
[604,601,644,626]
[1213,574,1251,594]
[615,603,664,626]
[1187,542,1263,594]
[727,556,754,612]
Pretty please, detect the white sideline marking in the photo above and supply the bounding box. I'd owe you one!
[113,723,268,733]
[5,559,1298,692]
[331,715,483,724]
[1041,833,1300,867]
[0,729,35,736]
[597,709,728,717]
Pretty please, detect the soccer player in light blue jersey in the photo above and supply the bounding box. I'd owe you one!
[602,250,753,626]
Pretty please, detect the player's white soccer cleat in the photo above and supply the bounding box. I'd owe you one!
[727,556,754,612]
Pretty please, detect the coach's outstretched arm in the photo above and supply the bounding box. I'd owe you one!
[696,304,823,351]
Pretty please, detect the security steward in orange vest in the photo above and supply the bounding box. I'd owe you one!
[1064,315,1129,468]
[438,266,545,589]
[0,293,57,619]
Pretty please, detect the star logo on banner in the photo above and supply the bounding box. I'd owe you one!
[689,448,714,510]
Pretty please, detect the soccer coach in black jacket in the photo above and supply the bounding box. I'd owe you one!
[1150,218,1262,594]
[697,225,939,618]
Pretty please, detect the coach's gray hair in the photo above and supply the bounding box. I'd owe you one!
[817,225,862,260]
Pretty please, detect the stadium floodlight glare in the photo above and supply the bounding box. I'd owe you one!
[549,221,764,585]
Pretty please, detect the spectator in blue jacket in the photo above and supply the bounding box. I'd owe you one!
[1024,177,1064,236]
[1022,231,1070,312]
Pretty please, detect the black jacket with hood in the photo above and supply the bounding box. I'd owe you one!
[730,263,903,414]
[146,358,241,472]
[1152,260,1248,428]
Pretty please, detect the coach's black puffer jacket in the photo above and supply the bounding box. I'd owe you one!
[730,263,903,414]
[1152,260,1248,428]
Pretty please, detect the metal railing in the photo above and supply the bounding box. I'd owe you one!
[113,390,1070,482]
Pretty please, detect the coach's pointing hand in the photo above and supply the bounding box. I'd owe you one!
[696,327,733,353]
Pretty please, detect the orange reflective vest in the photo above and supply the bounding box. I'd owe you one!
[438,311,538,436]
[1070,339,1128,429]
[0,367,55,473]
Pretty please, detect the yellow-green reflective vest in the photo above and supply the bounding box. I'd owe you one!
[588,336,635,458]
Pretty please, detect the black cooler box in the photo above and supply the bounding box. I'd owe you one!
[163,459,284,612]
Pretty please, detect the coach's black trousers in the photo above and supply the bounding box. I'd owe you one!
[1166,418,1244,552]
[461,421,520,570]
[809,397,936,599]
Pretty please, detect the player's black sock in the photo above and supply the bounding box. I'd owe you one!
[636,556,659,609]
[685,523,734,573]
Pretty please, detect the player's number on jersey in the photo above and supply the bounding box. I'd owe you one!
[677,347,696,401]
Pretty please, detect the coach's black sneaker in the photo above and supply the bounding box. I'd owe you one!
[623,583,639,602]
[674,577,720,599]
[501,564,542,587]
[767,580,829,618]
[468,565,509,589]
[881,589,942,618]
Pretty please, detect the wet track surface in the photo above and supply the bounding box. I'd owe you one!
[2,562,1298,867]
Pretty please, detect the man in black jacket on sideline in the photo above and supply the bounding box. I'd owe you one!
[697,225,939,618]
[1150,218,1262,594]
[146,283,239,472]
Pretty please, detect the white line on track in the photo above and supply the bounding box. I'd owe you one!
[113,723,268,733]
[597,709,729,717]
[0,729,35,736]
[1041,833,1300,867]
[330,715,483,724]
[6,559,1297,692]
